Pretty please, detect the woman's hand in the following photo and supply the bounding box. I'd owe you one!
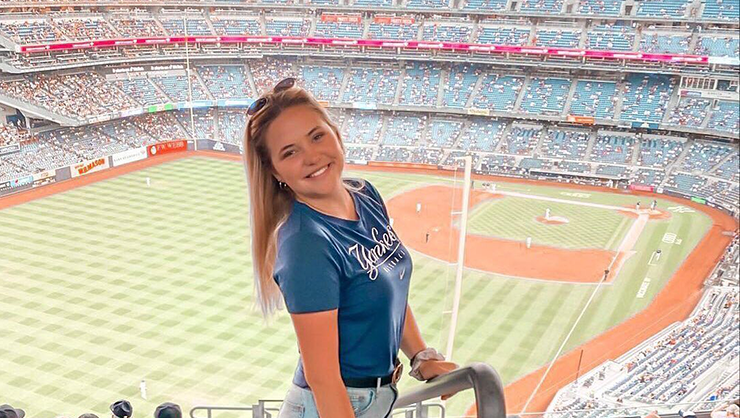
[417,360,460,400]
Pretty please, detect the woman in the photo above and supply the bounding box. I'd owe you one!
[243,78,458,418]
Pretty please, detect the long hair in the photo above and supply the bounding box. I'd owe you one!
[243,86,345,319]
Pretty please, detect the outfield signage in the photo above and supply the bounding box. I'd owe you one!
[147,140,187,157]
[17,36,712,66]
[690,196,707,204]
[33,170,56,187]
[0,143,20,156]
[629,184,654,192]
[0,175,33,192]
[71,157,109,178]
[112,147,148,167]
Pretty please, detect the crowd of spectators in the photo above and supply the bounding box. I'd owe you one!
[669,98,711,128]
[589,134,635,164]
[343,67,401,104]
[541,129,589,160]
[0,87,736,212]
[521,77,571,114]
[621,74,676,123]
[570,81,618,120]
[0,72,137,121]
[681,141,734,172]
[368,19,420,40]
[264,17,311,37]
[501,126,542,155]
[0,122,30,147]
[472,74,524,112]
[548,284,739,417]
[53,17,119,40]
[639,33,692,54]
[0,62,735,141]
[343,112,384,144]
[455,119,504,152]
[400,62,441,106]
[107,14,164,38]
[0,9,736,61]
[421,23,473,42]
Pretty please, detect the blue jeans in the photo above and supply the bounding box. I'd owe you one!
[277,382,399,418]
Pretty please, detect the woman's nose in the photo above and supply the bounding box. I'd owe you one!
[303,144,321,165]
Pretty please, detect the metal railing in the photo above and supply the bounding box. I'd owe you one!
[190,362,505,418]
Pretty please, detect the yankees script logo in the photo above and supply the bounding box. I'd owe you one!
[347,225,407,281]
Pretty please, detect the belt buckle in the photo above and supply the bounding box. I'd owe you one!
[392,362,403,384]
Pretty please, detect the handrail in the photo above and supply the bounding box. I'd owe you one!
[189,363,505,418]
[393,362,506,418]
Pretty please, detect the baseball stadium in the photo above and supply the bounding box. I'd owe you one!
[0,2,738,418]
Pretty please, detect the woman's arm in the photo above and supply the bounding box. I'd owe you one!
[400,304,459,399]
[400,304,427,361]
[291,309,355,418]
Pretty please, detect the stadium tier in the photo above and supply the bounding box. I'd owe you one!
[548,286,739,416]
[2,107,737,209]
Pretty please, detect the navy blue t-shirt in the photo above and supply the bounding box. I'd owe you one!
[273,180,412,388]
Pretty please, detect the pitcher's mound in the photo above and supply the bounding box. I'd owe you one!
[535,215,569,225]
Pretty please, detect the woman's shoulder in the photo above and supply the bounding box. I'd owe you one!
[344,177,381,201]
[278,203,329,245]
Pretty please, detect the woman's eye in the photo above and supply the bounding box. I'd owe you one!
[282,150,295,159]
[313,133,324,141]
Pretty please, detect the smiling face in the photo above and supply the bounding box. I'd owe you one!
[265,105,345,202]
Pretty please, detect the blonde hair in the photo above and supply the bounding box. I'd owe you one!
[243,86,345,319]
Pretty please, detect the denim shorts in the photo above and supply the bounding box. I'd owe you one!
[277,382,398,418]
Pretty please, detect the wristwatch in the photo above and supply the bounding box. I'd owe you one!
[409,347,446,381]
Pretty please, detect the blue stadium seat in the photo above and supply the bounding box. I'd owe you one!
[569,81,617,119]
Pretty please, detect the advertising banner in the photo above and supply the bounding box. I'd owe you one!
[566,115,595,125]
[0,175,34,192]
[33,170,55,181]
[112,147,148,167]
[33,170,56,187]
[147,140,187,157]
[0,143,20,156]
[17,36,713,66]
[373,16,415,24]
[71,157,109,178]
[690,196,707,204]
[0,180,9,192]
[467,108,490,116]
[629,184,654,192]
[321,14,362,23]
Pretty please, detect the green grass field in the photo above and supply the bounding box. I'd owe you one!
[0,156,713,417]
[468,196,634,250]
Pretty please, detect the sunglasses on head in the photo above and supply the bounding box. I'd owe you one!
[247,77,297,117]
